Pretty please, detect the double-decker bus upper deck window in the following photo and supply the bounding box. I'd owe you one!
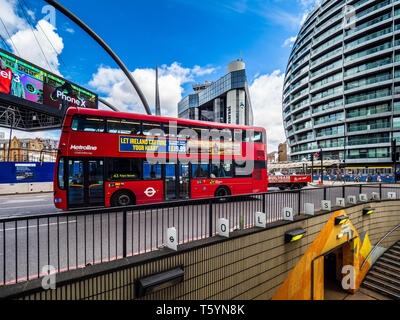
[242,130,251,142]
[192,127,210,140]
[120,119,141,135]
[210,128,233,142]
[165,124,189,138]
[234,130,243,142]
[143,122,163,136]
[107,119,120,133]
[71,115,105,132]
[252,131,263,143]
[107,118,141,135]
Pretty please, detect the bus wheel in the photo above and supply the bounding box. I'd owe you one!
[111,190,135,207]
[290,184,299,190]
[215,186,231,198]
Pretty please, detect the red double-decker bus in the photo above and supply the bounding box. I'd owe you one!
[54,108,268,210]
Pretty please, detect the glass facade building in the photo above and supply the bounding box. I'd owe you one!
[178,61,254,126]
[284,0,400,167]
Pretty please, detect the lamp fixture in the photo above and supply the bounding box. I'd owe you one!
[285,228,306,243]
[335,215,349,226]
[363,208,375,216]
[135,267,184,298]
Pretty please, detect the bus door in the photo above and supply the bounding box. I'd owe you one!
[179,163,190,200]
[165,163,177,201]
[164,162,190,201]
[67,158,105,208]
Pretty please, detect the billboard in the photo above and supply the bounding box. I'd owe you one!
[119,136,242,156]
[0,48,98,117]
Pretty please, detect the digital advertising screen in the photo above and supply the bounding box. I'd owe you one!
[0,48,98,117]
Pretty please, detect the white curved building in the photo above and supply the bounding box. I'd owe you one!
[283,0,400,173]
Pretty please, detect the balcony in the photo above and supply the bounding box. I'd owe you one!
[344,74,392,92]
[344,27,393,54]
[347,137,391,147]
[347,123,391,133]
[314,118,345,129]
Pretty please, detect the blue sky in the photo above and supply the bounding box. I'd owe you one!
[0,0,321,150]
[50,0,312,86]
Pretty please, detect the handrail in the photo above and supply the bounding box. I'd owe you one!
[361,223,400,270]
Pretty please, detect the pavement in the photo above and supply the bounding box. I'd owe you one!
[324,279,391,300]
[309,181,392,187]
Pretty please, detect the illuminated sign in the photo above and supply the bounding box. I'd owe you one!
[0,48,98,117]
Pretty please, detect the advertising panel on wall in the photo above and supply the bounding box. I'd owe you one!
[0,162,55,184]
[0,48,98,117]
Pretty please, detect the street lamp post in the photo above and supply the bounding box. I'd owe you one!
[311,153,314,182]
[393,139,398,183]
[320,149,324,184]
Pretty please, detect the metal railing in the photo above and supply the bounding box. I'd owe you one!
[360,223,400,270]
[0,183,399,287]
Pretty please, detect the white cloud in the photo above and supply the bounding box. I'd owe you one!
[298,0,322,25]
[191,65,217,77]
[8,19,64,75]
[249,70,286,152]
[0,0,64,143]
[283,36,297,47]
[0,0,64,75]
[0,0,29,36]
[90,63,216,117]
[65,28,75,34]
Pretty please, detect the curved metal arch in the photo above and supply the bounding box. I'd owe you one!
[42,0,152,115]
[98,97,119,112]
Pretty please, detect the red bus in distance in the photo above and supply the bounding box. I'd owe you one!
[54,108,268,210]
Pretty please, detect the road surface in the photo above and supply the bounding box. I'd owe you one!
[0,193,61,218]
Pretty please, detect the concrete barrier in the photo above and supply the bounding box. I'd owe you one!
[0,182,53,195]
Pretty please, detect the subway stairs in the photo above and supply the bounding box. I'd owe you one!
[362,241,400,300]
